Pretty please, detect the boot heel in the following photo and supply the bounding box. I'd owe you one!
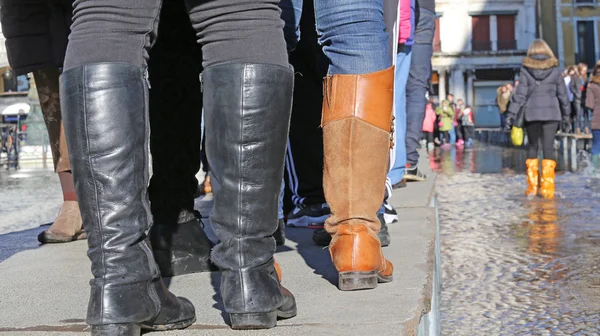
[91,324,141,336]
[338,271,378,291]
[229,311,277,330]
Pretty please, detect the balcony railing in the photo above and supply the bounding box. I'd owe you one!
[497,40,517,51]
[472,41,492,52]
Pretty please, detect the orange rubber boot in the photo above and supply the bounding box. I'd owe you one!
[321,67,395,291]
[540,159,556,199]
[525,159,539,197]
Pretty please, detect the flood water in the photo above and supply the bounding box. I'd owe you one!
[436,144,600,335]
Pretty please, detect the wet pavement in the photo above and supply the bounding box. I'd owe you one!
[0,168,62,235]
[434,144,600,335]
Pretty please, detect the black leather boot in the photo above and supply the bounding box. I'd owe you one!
[61,63,196,336]
[203,63,296,329]
[150,210,216,276]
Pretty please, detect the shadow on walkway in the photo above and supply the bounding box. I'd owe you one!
[282,228,338,286]
[0,224,46,263]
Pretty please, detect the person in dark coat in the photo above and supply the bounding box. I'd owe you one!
[507,39,571,200]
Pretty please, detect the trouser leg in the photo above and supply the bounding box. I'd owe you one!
[526,122,542,159]
[405,8,435,165]
[541,121,559,161]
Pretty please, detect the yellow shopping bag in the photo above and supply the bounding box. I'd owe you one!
[511,126,524,146]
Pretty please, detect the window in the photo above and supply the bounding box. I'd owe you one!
[575,0,596,6]
[472,15,491,51]
[576,21,596,68]
[497,15,516,50]
[433,17,441,52]
[471,13,517,52]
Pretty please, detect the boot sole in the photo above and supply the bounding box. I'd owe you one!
[141,315,196,331]
[230,306,297,330]
[154,250,217,277]
[37,231,87,244]
[92,324,141,336]
[338,271,393,291]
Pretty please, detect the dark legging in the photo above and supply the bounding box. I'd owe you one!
[526,121,559,160]
[64,0,288,70]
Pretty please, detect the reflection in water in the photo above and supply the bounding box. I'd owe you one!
[436,144,600,335]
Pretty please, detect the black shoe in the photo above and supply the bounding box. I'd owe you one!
[383,201,398,224]
[286,203,330,228]
[150,210,217,277]
[61,63,195,334]
[203,63,296,329]
[273,219,286,246]
[392,178,407,189]
[312,228,331,247]
[312,214,390,247]
[404,165,427,182]
[377,213,391,247]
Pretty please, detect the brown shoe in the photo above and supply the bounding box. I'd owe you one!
[38,201,86,243]
[321,67,394,291]
[525,159,539,197]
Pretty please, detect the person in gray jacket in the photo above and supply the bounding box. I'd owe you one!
[506,39,571,200]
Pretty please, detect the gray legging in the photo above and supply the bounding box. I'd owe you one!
[64,0,288,71]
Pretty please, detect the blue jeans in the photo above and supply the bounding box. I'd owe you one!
[449,124,456,144]
[280,0,390,74]
[592,130,600,155]
[405,8,435,165]
[388,46,412,185]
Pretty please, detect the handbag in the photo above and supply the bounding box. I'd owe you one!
[511,80,538,146]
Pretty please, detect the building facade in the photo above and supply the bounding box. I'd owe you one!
[433,0,537,127]
[541,0,600,69]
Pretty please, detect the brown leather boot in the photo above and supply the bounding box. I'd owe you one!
[38,200,87,243]
[322,67,394,291]
[540,159,556,199]
[525,159,539,197]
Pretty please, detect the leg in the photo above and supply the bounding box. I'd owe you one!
[62,0,195,333]
[525,122,542,197]
[388,46,412,186]
[280,0,303,51]
[540,121,559,199]
[147,0,215,277]
[405,8,435,165]
[187,0,295,329]
[33,68,85,244]
[574,103,582,133]
[286,4,330,229]
[315,0,394,291]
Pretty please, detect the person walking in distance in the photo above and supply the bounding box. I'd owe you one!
[60,0,296,334]
[506,39,571,199]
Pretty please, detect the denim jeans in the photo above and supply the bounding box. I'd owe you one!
[592,130,600,155]
[405,8,435,165]
[449,124,456,144]
[280,0,391,74]
[388,46,412,185]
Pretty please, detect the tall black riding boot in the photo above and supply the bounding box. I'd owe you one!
[203,63,296,330]
[61,63,196,336]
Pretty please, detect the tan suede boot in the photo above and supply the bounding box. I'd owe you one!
[38,201,86,243]
[322,67,394,291]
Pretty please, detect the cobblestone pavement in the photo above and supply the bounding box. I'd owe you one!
[0,168,62,235]
[435,145,600,336]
